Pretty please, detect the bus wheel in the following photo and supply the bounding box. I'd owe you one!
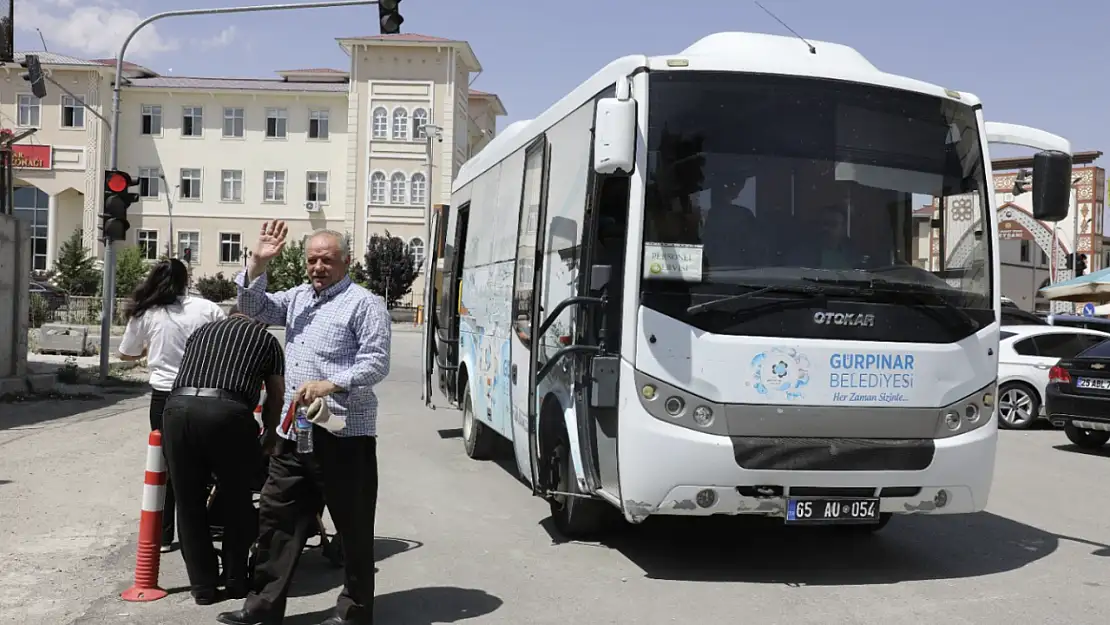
[835,513,892,534]
[462,386,496,460]
[549,428,610,540]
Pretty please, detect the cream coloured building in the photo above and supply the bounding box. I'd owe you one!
[2,52,111,272]
[8,34,505,304]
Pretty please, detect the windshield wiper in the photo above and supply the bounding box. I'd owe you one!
[801,276,980,331]
[686,284,827,315]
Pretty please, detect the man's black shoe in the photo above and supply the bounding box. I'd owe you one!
[191,587,223,606]
[216,607,281,625]
[223,579,249,600]
[316,617,371,625]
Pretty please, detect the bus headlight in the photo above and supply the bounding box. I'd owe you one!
[944,410,961,431]
[964,403,981,424]
[692,405,714,427]
[664,396,685,416]
[641,385,657,400]
[934,383,995,438]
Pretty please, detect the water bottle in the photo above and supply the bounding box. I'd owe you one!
[295,406,314,454]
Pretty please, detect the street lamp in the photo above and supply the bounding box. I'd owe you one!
[422,122,443,275]
[98,0,388,381]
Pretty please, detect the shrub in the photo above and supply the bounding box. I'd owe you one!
[196,273,238,302]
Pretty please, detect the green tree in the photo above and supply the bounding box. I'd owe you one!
[267,241,308,292]
[52,229,100,296]
[195,273,238,302]
[362,231,416,308]
[114,245,151,297]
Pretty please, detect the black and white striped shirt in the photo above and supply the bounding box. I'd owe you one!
[173,316,284,409]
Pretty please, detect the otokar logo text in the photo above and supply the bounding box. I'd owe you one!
[812,312,875,327]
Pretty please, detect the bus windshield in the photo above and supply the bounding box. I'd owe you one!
[640,71,992,342]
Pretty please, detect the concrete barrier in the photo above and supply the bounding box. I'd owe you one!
[0,215,30,380]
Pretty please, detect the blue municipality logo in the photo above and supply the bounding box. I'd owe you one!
[749,348,810,400]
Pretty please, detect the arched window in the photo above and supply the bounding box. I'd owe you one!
[390,172,407,204]
[391,108,409,140]
[408,237,425,268]
[369,171,387,205]
[409,172,426,206]
[371,107,388,139]
[412,108,429,140]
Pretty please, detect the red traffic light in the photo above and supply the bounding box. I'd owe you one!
[106,170,132,193]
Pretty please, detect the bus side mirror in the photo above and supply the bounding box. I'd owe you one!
[593,97,636,175]
[1032,149,1072,222]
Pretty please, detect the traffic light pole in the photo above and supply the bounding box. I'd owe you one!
[99,0,386,381]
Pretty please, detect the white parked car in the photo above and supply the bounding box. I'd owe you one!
[997,325,1110,429]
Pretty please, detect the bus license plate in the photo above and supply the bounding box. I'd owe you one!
[785,498,880,524]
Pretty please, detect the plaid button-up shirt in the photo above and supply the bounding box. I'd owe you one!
[236,271,391,438]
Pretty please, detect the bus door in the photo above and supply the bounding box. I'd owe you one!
[510,137,551,485]
[438,203,468,403]
[422,205,449,406]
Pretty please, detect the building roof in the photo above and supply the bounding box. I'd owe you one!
[992,150,1103,172]
[276,68,348,74]
[336,33,481,72]
[89,58,160,77]
[468,89,507,117]
[15,51,101,67]
[124,76,347,93]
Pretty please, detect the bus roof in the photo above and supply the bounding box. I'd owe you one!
[453,31,979,192]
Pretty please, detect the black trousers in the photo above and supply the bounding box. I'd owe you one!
[149,389,175,544]
[245,429,378,622]
[162,395,261,591]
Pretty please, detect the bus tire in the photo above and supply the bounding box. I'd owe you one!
[550,426,610,540]
[836,513,892,534]
[462,385,496,460]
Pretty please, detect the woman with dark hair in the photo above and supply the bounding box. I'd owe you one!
[118,258,226,551]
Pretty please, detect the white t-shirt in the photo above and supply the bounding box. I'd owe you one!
[119,296,227,391]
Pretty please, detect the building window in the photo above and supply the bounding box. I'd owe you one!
[141,104,162,135]
[412,108,428,140]
[180,168,202,200]
[137,230,159,260]
[264,170,286,202]
[306,171,329,203]
[389,172,406,204]
[221,169,243,202]
[61,95,84,128]
[13,186,49,271]
[371,107,388,139]
[182,106,203,137]
[266,107,287,139]
[178,231,200,263]
[137,167,161,198]
[407,237,425,268]
[219,232,242,264]
[409,172,426,206]
[223,107,245,138]
[309,110,329,139]
[1020,240,1031,263]
[369,172,387,205]
[17,94,40,127]
[391,108,409,140]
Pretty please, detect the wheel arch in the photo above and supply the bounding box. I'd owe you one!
[537,389,588,493]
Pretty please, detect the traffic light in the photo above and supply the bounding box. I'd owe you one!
[1076,254,1087,276]
[102,170,138,242]
[379,0,403,34]
[19,53,47,99]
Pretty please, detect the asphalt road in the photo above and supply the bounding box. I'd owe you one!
[1,332,1107,625]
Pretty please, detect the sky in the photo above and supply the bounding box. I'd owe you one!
[13,0,1110,160]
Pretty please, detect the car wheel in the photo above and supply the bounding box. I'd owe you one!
[998,382,1040,430]
[1064,422,1110,449]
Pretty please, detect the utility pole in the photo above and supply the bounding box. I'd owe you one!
[98,0,397,381]
[423,123,443,275]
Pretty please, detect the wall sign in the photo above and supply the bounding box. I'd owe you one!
[10,144,52,170]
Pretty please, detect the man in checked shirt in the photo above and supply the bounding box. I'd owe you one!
[218,221,391,625]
